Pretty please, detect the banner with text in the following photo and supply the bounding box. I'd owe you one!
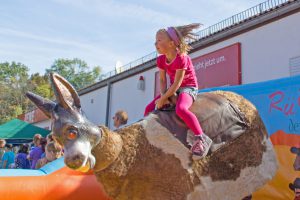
[201,75,300,200]
[192,43,241,89]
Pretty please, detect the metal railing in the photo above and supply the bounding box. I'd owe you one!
[99,0,295,81]
[99,51,157,80]
[192,0,295,41]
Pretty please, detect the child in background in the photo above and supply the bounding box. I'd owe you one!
[0,139,6,167]
[28,134,43,169]
[15,144,30,169]
[113,110,128,129]
[36,141,63,169]
[1,144,15,168]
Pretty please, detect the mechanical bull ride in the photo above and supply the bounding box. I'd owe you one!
[26,73,278,200]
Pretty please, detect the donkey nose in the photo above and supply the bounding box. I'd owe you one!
[65,154,86,169]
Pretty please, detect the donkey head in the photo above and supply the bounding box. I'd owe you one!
[26,73,102,172]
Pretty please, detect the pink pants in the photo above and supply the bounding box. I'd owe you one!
[144,93,204,136]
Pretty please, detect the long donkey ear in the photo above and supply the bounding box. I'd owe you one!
[50,73,81,110]
[26,92,56,118]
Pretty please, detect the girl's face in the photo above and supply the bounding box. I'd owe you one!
[113,115,121,128]
[34,139,40,147]
[155,31,175,54]
[45,148,55,161]
[45,148,60,161]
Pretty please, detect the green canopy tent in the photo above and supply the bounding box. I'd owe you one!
[0,119,50,144]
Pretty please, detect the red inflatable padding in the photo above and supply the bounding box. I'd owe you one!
[0,167,110,200]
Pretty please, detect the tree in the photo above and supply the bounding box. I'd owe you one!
[46,58,101,90]
[29,73,53,99]
[0,62,31,124]
[0,58,102,124]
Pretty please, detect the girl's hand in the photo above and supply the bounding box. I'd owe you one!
[155,97,168,109]
[41,158,48,165]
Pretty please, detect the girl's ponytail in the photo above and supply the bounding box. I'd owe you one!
[173,23,201,54]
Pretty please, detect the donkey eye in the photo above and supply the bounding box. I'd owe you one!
[67,129,77,140]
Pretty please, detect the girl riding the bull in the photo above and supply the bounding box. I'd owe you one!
[144,23,212,159]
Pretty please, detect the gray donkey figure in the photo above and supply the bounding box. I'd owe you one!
[26,73,278,200]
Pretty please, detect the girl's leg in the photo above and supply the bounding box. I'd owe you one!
[175,93,204,136]
[176,92,212,159]
[144,95,161,116]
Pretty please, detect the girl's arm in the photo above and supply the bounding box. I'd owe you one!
[35,159,42,169]
[2,160,7,168]
[161,69,185,100]
[156,69,185,109]
[159,69,167,95]
[27,150,33,160]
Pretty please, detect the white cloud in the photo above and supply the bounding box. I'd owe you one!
[0,0,266,75]
[0,27,96,50]
[0,27,131,73]
[52,0,189,25]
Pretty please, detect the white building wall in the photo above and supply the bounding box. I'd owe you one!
[33,120,51,130]
[80,87,108,126]
[190,11,300,84]
[109,68,157,129]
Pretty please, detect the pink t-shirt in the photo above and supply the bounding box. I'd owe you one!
[157,54,198,88]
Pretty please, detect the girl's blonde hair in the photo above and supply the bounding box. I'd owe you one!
[46,141,62,158]
[158,23,201,54]
[175,23,201,54]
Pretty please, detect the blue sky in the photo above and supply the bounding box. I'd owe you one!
[0,0,264,75]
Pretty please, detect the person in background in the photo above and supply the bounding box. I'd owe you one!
[28,134,43,169]
[113,110,128,129]
[35,141,63,169]
[46,133,54,143]
[12,145,19,154]
[40,137,47,158]
[15,144,30,169]
[1,144,15,169]
[0,139,6,167]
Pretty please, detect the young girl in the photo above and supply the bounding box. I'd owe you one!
[35,141,63,169]
[28,134,43,169]
[144,23,212,159]
[15,144,30,169]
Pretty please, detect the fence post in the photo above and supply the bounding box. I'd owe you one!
[259,3,263,13]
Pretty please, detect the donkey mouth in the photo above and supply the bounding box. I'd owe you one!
[75,154,96,172]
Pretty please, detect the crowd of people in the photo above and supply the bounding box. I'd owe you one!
[0,109,129,170]
[0,133,63,169]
